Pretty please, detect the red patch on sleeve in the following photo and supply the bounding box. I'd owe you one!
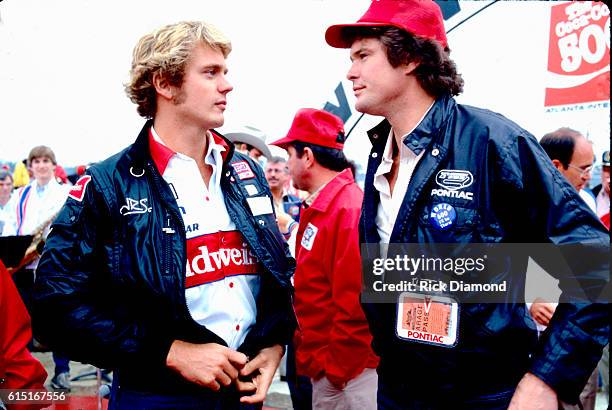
[68,175,92,202]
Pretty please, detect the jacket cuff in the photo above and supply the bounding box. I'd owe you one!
[141,334,176,369]
[529,319,603,404]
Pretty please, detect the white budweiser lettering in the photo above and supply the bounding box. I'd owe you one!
[186,244,258,277]
[184,231,261,288]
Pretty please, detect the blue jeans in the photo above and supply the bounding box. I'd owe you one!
[109,374,262,410]
[377,379,515,410]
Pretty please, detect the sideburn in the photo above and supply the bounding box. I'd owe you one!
[172,88,187,105]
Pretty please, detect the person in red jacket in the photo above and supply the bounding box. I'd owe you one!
[0,260,47,410]
[272,108,379,409]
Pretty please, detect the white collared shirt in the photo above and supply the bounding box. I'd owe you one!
[595,189,609,218]
[151,127,261,349]
[374,105,432,243]
[579,189,597,214]
[0,194,16,236]
[11,178,68,268]
[15,178,67,237]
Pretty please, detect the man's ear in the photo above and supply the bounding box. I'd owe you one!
[303,147,315,168]
[152,72,174,100]
[405,60,419,76]
[551,159,565,171]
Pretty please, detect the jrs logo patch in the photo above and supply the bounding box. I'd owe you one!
[120,198,152,216]
[68,175,92,202]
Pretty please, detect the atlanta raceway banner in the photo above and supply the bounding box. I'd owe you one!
[545,1,610,107]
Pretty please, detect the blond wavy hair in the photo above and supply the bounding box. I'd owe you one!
[125,21,232,119]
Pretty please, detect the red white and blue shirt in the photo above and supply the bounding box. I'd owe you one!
[12,179,68,268]
[150,127,261,349]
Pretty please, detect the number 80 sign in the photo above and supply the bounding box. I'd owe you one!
[545,1,610,107]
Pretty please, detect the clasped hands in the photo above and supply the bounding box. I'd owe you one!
[166,340,284,404]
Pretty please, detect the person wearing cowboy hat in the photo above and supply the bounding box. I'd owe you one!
[225,125,272,164]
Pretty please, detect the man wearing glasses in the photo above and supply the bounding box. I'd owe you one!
[540,127,596,212]
[534,128,602,409]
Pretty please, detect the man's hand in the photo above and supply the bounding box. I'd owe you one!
[275,209,295,234]
[508,372,557,410]
[166,340,248,391]
[235,344,284,404]
[529,298,555,326]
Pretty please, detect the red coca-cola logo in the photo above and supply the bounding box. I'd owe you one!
[545,1,610,106]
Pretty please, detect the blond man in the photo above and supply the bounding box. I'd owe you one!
[33,21,295,409]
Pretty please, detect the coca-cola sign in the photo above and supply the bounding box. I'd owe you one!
[545,1,610,107]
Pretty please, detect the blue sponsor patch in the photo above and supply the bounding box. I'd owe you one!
[429,203,456,230]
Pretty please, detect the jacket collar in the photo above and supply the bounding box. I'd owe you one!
[128,120,235,171]
[149,128,231,175]
[148,129,175,175]
[307,168,356,213]
[367,94,456,155]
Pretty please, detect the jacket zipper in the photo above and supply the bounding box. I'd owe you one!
[145,162,188,316]
[162,213,175,276]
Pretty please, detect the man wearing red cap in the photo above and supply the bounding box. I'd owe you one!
[326,1,609,409]
[272,108,379,409]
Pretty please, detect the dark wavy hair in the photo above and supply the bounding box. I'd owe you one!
[291,142,351,172]
[342,26,464,97]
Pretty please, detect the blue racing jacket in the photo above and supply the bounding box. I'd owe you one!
[32,121,296,393]
[359,95,609,404]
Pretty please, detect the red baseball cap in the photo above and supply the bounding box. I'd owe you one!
[325,0,447,49]
[271,108,345,150]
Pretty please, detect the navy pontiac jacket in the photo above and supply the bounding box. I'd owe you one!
[32,121,296,393]
[360,95,609,404]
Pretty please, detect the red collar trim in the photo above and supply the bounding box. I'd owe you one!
[148,128,176,175]
[210,129,231,164]
[149,128,231,173]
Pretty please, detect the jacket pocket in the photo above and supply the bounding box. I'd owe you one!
[242,192,288,264]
